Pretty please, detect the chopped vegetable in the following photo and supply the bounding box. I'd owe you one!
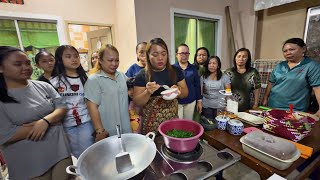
[166,129,194,138]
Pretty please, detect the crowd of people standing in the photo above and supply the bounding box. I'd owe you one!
[0,37,319,179]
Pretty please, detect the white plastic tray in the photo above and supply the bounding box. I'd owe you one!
[240,136,301,170]
[237,112,264,126]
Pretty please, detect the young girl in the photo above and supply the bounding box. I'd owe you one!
[90,51,98,69]
[85,44,132,142]
[125,42,147,78]
[50,45,94,158]
[198,56,231,119]
[35,51,55,84]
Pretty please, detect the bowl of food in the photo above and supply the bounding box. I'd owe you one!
[158,119,204,153]
[160,88,179,100]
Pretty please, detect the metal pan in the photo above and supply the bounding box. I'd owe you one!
[66,132,156,180]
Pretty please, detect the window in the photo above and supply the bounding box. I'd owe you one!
[304,6,320,62]
[171,9,222,64]
[0,19,60,79]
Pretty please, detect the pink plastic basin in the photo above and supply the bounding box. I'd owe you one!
[158,119,204,153]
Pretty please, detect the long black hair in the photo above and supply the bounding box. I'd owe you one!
[193,47,210,69]
[145,38,177,83]
[35,50,54,65]
[203,56,223,80]
[52,45,87,87]
[233,48,252,71]
[0,46,22,103]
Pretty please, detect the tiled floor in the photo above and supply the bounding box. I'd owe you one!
[223,162,261,180]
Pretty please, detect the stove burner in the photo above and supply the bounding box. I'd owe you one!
[161,143,203,162]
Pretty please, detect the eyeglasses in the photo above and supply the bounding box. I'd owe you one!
[177,52,190,55]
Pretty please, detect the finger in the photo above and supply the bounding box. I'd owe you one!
[39,132,45,140]
[27,130,34,140]
[31,130,41,141]
[34,131,44,141]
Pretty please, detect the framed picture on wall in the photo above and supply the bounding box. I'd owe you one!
[0,0,24,4]
[304,6,320,62]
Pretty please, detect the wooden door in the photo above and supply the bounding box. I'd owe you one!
[87,28,113,68]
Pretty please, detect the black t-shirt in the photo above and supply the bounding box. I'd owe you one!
[134,66,184,96]
[37,74,52,85]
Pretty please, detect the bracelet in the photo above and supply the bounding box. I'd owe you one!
[95,128,105,134]
[42,118,51,127]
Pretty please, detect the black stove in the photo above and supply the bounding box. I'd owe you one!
[161,143,203,163]
[141,136,241,180]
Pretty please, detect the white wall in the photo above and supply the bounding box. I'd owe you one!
[114,0,138,71]
[0,0,137,72]
[0,0,116,24]
[0,0,258,70]
[134,0,255,69]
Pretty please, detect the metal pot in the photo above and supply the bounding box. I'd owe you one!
[66,132,156,180]
[158,119,204,153]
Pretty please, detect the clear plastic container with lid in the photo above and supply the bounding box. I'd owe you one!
[240,130,301,170]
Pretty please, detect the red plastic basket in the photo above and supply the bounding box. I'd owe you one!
[263,109,316,142]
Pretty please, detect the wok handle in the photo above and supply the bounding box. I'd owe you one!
[116,124,126,152]
[145,132,156,141]
[66,165,80,176]
[116,124,121,138]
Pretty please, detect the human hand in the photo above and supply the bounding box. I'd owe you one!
[23,121,36,127]
[27,119,49,141]
[146,81,160,95]
[170,85,181,96]
[252,104,259,110]
[95,130,109,142]
[262,97,268,106]
[197,101,202,113]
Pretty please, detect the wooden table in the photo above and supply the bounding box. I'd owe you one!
[203,121,320,180]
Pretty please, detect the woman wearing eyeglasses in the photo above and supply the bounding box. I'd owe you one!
[173,43,202,120]
[224,48,261,112]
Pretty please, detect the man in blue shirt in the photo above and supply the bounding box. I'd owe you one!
[173,44,202,120]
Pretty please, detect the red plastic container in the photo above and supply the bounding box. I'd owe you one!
[158,119,204,153]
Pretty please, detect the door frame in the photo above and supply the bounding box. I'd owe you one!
[65,21,115,46]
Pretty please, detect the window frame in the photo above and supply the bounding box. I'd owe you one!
[0,10,67,50]
[170,8,222,64]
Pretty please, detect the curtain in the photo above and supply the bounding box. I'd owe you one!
[198,19,215,57]
[18,21,59,48]
[0,19,20,47]
[174,16,196,63]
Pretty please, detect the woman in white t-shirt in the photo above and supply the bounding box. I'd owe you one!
[198,56,231,119]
